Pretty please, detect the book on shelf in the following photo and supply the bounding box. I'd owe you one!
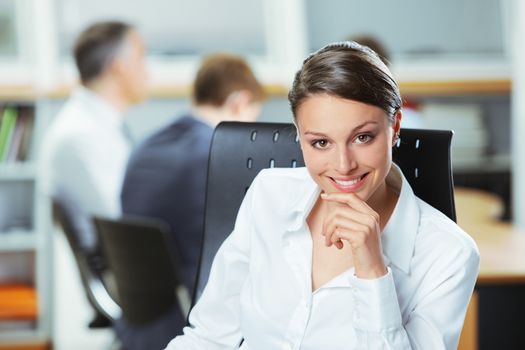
[0,107,18,162]
[0,283,38,321]
[6,111,26,163]
[16,108,34,162]
[0,106,34,164]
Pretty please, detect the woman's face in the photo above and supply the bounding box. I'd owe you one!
[296,94,400,203]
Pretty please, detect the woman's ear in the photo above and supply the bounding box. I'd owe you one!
[392,109,402,146]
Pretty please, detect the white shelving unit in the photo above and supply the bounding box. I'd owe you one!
[0,163,35,180]
[0,96,51,349]
[0,230,36,252]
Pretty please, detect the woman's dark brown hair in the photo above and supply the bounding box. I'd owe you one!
[288,41,401,123]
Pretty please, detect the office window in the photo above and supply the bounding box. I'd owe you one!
[305,0,507,60]
[56,0,267,58]
[0,0,18,57]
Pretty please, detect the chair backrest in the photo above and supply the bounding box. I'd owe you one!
[392,127,456,222]
[52,195,121,326]
[193,122,456,304]
[93,216,184,326]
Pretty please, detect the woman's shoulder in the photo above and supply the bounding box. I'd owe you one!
[416,199,479,262]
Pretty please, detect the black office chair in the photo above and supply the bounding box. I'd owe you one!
[93,215,190,350]
[392,127,456,222]
[192,122,456,305]
[52,194,121,328]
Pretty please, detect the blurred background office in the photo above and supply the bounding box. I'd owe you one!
[0,0,524,349]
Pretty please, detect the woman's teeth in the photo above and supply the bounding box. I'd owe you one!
[334,177,360,186]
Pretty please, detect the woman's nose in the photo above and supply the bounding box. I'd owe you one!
[335,147,357,174]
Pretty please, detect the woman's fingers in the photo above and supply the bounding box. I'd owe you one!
[323,206,377,235]
[320,192,386,278]
[322,205,379,246]
[324,222,373,250]
[320,192,381,255]
[321,192,379,222]
[322,213,371,248]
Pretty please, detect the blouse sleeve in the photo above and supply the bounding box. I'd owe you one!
[350,244,480,349]
[163,176,257,350]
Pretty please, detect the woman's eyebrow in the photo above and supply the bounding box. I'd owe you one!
[303,121,379,136]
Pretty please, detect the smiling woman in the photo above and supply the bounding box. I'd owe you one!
[164,42,480,350]
[290,43,403,281]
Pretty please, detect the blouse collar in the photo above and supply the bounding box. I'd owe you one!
[284,164,419,274]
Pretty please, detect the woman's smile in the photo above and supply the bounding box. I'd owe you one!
[328,173,369,192]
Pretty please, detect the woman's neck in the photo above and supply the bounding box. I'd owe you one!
[367,181,399,231]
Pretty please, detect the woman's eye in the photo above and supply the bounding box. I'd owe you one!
[355,134,373,144]
[312,139,329,149]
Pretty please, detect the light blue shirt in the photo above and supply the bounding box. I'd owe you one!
[40,86,130,218]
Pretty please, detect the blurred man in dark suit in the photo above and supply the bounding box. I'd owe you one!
[120,53,265,335]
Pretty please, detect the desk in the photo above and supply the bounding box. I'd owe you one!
[455,188,525,350]
[455,188,525,284]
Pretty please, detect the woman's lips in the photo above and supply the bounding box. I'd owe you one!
[329,173,368,192]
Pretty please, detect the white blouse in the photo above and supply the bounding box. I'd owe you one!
[165,165,480,350]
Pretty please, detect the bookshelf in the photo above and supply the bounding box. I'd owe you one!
[0,99,50,348]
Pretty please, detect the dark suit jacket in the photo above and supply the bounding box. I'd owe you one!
[122,114,212,290]
[120,115,213,339]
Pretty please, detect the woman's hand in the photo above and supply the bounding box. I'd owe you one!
[321,192,387,279]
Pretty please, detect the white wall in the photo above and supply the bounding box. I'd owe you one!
[511,0,525,228]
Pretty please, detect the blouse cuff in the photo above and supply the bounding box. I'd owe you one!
[349,267,403,332]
